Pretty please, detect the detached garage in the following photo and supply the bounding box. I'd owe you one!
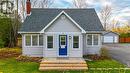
[103,31,119,43]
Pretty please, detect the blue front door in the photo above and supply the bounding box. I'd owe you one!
[59,35,67,56]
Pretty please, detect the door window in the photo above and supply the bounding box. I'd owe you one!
[60,36,66,45]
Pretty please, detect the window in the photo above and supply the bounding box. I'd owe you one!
[25,35,31,46]
[73,36,79,48]
[47,36,53,48]
[32,35,38,46]
[39,35,43,46]
[60,36,66,45]
[25,34,44,46]
[87,34,99,46]
[87,35,92,45]
[93,35,99,45]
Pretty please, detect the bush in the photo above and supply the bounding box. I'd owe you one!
[0,48,21,59]
[16,55,42,63]
[83,48,111,61]
[100,47,110,57]
[0,17,11,47]
[120,33,130,38]
[0,39,4,48]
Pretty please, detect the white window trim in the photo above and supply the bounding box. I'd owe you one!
[25,35,31,47]
[72,35,80,50]
[24,34,44,47]
[39,34,44,46]
[32,34,38,46]
[46,35,54,50]
[86,34,100,46]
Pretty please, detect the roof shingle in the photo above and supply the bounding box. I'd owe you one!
[19,8,104,32]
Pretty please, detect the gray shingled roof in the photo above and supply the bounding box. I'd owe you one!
[19,8,104,32]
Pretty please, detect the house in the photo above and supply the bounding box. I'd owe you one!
[18,0,105,58]
[103,31,119,44]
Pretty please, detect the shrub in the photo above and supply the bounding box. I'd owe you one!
[120,33,130,38]
[84,48,111,61]
[0,48,21,59]
[16,55,42,63]
[0,39,4,48]
[100,47,110,57]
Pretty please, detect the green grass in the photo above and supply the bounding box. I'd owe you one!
[0,58,130,73]
[87,59,125,68]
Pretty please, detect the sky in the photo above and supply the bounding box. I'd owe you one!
[50,0,130,25]
[18,0,130,25]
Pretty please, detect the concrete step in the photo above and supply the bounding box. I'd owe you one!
[40,61,86,64]
[39,67,88,71]
[40,63,87,67]
[39,58,88,71]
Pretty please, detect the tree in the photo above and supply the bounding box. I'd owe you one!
[32,0,54,8]
[0,16,11,47]
[73,0,88,8]
[100,5,112,30]
[0,0,21,48]
[20,0,26,21]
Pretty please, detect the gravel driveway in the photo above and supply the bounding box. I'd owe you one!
[103,44,130,67]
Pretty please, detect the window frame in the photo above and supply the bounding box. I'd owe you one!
[73,36,79,49]
[39,35,44,46]
[32,35,38,46]
[25,35,31,46]
[24,34,44,47]
[47,36,53,49]
[93,35,99,45]
[87,34,93,45]
[86,34,100,46]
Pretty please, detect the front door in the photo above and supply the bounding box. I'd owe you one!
[59,35,67,56]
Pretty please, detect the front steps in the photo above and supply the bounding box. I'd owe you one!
[39,58,88,71]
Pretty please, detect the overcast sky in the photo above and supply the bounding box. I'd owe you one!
[50,0,130,25]
[18,0,130,25]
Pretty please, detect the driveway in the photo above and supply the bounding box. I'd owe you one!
[103,44,130,67]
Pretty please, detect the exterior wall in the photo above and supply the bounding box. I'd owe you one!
[44,14,83,57]
[83,34,102,55]
[103,32,119,43]
[21,33,102,57]
[21,14,103,57]
[22,34,44,57]
[44,33,83,57]
[45,14,81,32]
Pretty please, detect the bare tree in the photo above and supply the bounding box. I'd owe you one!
[20,0,26,21]
[73,0,88,8]
[100,5,112,30]
[32,0,37,8]
[32,0,54,8]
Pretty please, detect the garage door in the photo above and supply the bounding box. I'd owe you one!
[103,36,114,43]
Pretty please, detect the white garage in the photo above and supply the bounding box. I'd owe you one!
[103,31,119,43]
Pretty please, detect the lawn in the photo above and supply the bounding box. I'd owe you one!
[87,59,125,68]
[0,58,130,73]
[0,48,129,73]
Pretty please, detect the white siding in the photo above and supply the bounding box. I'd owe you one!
[43,14,83,57]
[22,34,44,57]
[44,33,83,57]
[45,14,81,32]
[83,34,102,55]
[103,32,119,43]
[21,14,103,57]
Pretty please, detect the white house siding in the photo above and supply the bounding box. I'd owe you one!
[44,14,83,57]
[83,34,102,55]
[22,34,44,57]
[103,32,119,43]
[21,13,103,57]
[45,14,81,32]
[43,33,83,57]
